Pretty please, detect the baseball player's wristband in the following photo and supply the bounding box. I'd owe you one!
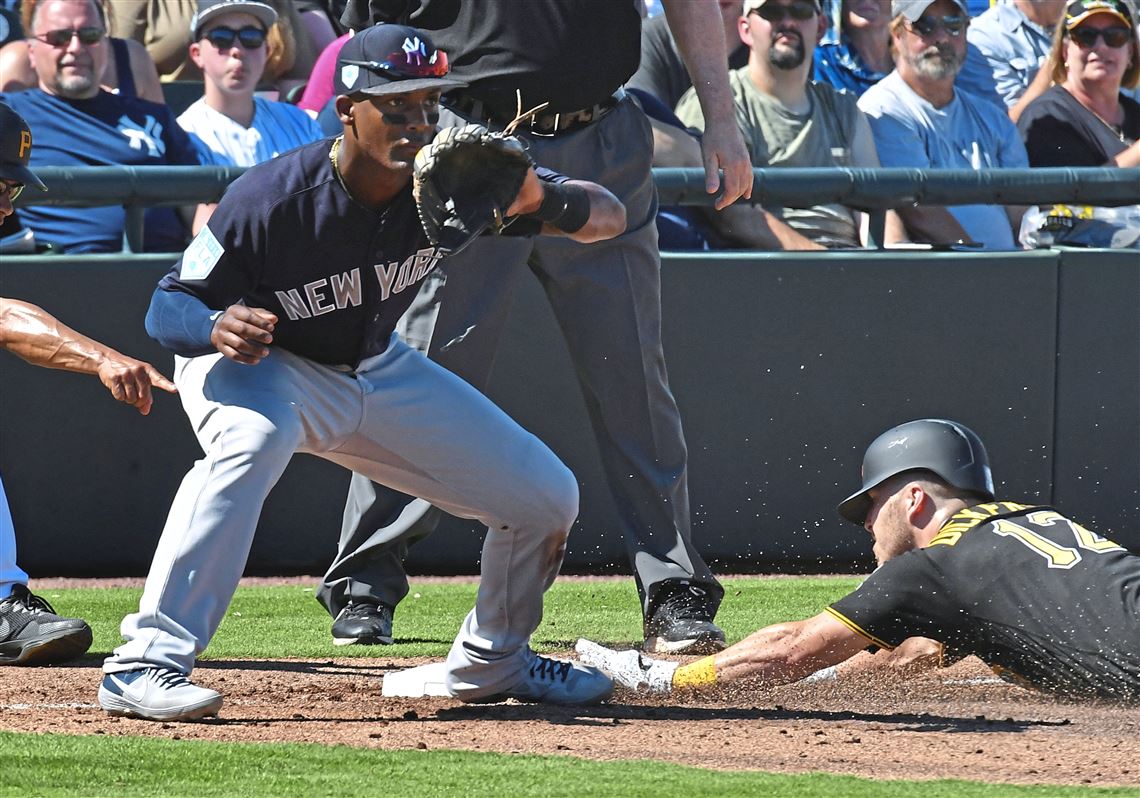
[526,181,589,233]
[672,656,717,690]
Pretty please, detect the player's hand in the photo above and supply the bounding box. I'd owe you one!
[97,356,177,416]
[698,115,753,210]
[506,167,544,217]
[210,305,277,365]
[575,639,677,693]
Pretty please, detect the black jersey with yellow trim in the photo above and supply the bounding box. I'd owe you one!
[828,502,1140,700]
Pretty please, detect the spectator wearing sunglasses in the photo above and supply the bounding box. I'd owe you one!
[858,0,1029,249]
[955,0,1067,121]
[0,0,201,252]
[177,0,321,178]
[677,0,899,249]
[1017,0,1140,169]
[105,0,319,99]
[0,1,163,103]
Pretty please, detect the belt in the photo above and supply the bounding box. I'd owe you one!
[446,87,626,135]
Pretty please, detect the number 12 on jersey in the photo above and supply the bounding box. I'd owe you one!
[993,510,1125,569]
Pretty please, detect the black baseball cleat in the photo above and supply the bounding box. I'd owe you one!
[0,584,93,665]
[331,601,394,646]
[643,581,726,655]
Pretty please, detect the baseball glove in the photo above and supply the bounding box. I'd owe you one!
[413,123,534,256]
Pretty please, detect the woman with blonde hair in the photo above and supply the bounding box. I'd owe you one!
[1017,0,1140,167]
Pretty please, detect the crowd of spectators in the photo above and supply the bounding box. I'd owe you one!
[0,0,1137,253]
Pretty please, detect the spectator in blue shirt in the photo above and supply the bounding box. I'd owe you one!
[0,0,200,252]
[956,0,1066,120]
[814,0,895,95]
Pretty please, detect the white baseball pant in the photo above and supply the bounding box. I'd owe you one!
[103,334,578,699]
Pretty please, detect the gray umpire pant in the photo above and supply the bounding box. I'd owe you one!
[318,95,724,620]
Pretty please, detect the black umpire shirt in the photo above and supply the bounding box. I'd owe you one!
[341,0,642,114]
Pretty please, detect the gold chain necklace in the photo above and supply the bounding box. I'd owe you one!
[1078,95,1127,143]
[328,136,362,201]
[1089,106,1126,143]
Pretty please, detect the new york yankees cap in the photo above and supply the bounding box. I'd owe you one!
[0,103,46,191]
[891,0,970,21]
[334,23,467,98]
[837,419,995,524]
[191,0,277,40]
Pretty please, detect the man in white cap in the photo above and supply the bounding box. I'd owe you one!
[177,1,323,169]
[857,0,1029,249]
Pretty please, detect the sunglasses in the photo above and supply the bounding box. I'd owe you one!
[202,25,267,50]
[341,48,451,80]
[907,14,967,38]
[752,2,818,22]
[0,182,25,202]
[35,26,104,47]
[1069,25,1132,48]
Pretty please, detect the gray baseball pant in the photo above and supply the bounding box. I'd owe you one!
[104,336,577,698]
[320,97,723,620]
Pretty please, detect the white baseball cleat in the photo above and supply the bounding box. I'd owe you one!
[98,667,223,722]
[575,638,678,693]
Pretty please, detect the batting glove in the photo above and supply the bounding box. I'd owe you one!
[575,639,677,694]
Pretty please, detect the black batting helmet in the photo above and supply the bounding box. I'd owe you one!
[837,419,995,525]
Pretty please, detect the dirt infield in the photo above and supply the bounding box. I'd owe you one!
[2,653,1137,787]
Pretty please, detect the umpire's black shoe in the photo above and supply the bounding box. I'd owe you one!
[643,581,726,655]
[331,601,394,646]
[0,584,93,665]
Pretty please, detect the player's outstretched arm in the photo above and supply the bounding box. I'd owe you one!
[577,611,869,695]
[508,171,627,244]
[0,297,176,415]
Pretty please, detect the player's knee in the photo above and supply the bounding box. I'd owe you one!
[530,457,579,534]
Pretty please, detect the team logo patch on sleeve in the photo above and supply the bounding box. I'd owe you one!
[180,226,225,281]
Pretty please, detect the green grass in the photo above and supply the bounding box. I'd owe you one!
[34,576,861,660]
[1,732,1131,798]
[12,577,1126,798]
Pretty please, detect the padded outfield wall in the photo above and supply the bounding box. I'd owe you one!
[1,248,1136,576]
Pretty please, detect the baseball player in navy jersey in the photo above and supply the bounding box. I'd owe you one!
[579,419,1140,701]
[98,23,626,722]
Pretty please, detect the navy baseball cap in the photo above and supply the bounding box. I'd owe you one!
[334,24,467,98]
[0,103,46,192]
[191,0,277,40]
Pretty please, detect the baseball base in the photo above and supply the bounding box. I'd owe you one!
[381,662,452,697]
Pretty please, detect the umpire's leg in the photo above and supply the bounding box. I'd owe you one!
[524,99,723,616]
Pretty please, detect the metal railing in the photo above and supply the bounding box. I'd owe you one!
[15,165,1140,252]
